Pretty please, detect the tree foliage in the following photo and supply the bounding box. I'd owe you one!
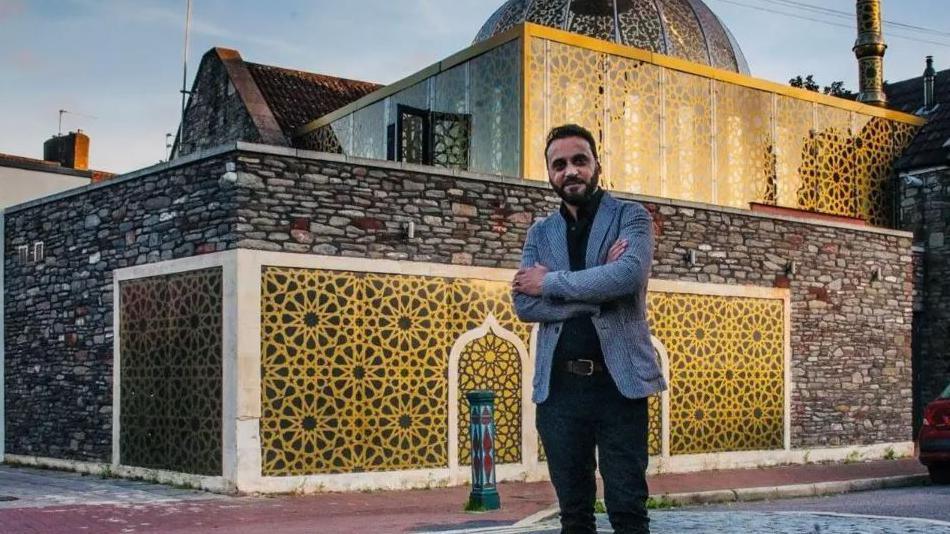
[789,75,856,98]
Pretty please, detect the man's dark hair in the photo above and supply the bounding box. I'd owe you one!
[545,124,599,163]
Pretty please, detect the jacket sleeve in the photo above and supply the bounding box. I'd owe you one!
[512,221,600,323]
[541,202,654,304]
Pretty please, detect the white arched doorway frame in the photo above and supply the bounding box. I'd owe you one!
[447,314,534,479]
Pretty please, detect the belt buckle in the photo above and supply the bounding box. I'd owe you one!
[575,359,594,376]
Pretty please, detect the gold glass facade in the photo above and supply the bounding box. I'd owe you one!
[523,26,922,226]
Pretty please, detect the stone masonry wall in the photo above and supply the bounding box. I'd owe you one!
[231,152,914,447]
[901,170,950,412]
[3,155,237,460]
[4,146,914,461]
[178,54,260,158]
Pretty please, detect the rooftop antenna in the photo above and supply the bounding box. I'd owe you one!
[58,109,98,135]
[177,0,193,156]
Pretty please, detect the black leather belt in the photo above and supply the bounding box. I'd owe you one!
[559,359,606,376]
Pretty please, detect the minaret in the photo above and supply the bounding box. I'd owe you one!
[854,0,888,107]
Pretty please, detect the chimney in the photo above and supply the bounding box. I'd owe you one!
[43,130,90,170]
[924,56,936,110]
[854,0,888,107]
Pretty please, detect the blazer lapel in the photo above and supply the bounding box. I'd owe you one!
[586,192,617,268]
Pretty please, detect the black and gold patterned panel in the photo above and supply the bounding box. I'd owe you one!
[475,0,749,75]
[687,0,739,72]
[432,112,471,170]
[657,0,710,65]
[458,332,523,465]
[648,394,662,456]
[618,0,665,52]
[567,1,617,42]
[306,125,343,154]
[119,268,223,476]
[648,293,785,455]
[260,268,531,477]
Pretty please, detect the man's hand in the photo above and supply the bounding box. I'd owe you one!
[512,263,549,296]
[607,238,628,263]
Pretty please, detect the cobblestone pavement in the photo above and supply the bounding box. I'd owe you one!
[426,512,950,533]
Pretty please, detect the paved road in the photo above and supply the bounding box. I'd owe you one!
[682,484,950,523]
[426,485,950,533]
[0,465,220,509]
[427,511,950,533]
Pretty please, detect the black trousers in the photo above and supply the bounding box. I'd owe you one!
[537,371,650,534]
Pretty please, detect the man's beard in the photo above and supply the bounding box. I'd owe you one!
[553,168,600,206]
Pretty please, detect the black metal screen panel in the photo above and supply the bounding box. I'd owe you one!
[431,112,471,170]
[397,105,429,164]
[119,268,223,476]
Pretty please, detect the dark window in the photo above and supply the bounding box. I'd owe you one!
[393,105,471,170]
[17,245,29,264]
[396,105,429,165]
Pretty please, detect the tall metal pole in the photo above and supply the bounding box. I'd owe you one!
[854,0,888,107]
[178,0,193,157]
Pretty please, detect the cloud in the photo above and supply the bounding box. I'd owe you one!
[8,48,44,72]
[66,0,305,55]
[0,0,25,22]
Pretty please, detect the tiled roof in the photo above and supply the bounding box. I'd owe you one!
[0,152,114,181]
[245,63,382,137]
[886,69,950,170]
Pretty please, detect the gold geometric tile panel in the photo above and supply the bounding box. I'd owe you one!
[119,268,223,476]
[260,268,531,477]
[648,394,662,456]
[458,331,523,466]
[648,293,785,455]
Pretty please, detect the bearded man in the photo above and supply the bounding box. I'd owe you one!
[512,124,666,534]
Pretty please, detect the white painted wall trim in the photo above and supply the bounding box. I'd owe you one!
[648,442,916,476]
[112,250,235,486]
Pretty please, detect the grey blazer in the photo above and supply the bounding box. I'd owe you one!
[513,192,667,403]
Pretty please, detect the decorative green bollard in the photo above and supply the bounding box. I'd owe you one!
[466,390,500,511]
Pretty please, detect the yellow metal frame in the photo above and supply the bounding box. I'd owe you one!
[520,23,925,126]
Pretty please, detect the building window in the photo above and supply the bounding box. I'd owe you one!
[392,104,471,170]
[33,241,45,263]
[17,245,29,264]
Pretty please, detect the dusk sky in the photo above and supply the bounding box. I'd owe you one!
[1,0,948,173]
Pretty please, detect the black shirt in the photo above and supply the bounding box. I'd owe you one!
[552,188,605,367]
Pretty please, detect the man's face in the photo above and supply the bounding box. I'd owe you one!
[546,136,600,206]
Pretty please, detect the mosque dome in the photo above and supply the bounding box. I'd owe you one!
[474,0,750,74]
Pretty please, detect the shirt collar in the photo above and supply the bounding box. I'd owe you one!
[560,187,604,223]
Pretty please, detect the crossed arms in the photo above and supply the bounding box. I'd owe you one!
[511,203,654,323]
